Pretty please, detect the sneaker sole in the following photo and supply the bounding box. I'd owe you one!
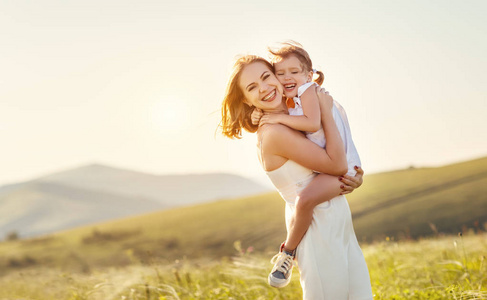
[268,273,291,288]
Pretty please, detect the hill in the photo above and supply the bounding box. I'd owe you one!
[346,156,487,240]
[0,164,270,239]
[39,164,270,206]
[0,156,485,274]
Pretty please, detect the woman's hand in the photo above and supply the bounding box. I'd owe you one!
[316,86,330,96]
[315,86,333,111]
[339,166,364,195]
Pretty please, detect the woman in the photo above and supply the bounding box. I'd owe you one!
[221,55,373,299]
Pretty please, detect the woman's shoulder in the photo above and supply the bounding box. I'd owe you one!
[258,124,301,149]
[258,123,295,138]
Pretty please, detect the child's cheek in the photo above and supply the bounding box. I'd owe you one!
[295,76,307,86]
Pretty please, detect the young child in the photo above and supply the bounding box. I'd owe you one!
[254,41,360,176]
[252,41,362,288]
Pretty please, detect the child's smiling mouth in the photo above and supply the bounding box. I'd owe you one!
[284,83,296,92]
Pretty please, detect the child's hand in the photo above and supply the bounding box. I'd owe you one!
[259,113,282,127]
[251,108,263,125]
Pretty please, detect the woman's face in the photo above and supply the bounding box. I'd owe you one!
[239,62,285,112]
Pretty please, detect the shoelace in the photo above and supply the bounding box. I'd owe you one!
[270,252,295,274]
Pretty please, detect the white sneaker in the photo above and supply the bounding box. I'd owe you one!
[268,251,295,288]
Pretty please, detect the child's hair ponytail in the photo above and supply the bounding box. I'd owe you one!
[313,69,325,86]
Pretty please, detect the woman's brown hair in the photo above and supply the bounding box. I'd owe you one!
[220,55,274,139]
[268,41,324,86]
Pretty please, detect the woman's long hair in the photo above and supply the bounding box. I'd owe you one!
[220,55,274,139]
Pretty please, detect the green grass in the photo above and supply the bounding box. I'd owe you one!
[347,156,487,241]
[0,192,288,275]
[0,156,486,299]
[0,156,486,275]
[352,175,487,240]
[347,155,487,212]
[0,233,485,300]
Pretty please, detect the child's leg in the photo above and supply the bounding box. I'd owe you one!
[283,173,342,252]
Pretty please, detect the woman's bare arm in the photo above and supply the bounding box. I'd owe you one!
[261,123,347,175]
[317,90,347,175]
[260,89,347,175]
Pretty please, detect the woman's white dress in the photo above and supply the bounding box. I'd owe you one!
[266,160,373,300]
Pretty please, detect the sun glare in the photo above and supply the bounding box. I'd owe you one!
[151,99,190,134]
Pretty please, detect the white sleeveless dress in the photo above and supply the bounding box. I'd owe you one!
[266,160,373,300]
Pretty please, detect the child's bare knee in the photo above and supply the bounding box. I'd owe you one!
[295,194,316,212]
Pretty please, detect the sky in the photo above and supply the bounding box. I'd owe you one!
[1,0,486,188]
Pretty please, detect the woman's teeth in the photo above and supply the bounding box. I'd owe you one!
[262,89,276,101]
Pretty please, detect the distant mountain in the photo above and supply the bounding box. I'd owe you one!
[0,164,270,239]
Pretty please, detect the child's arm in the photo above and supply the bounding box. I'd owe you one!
[258,87,321,132]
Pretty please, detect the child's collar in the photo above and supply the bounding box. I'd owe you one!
[286,97,295,109]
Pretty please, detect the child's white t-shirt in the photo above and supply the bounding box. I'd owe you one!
[288,82,361,176]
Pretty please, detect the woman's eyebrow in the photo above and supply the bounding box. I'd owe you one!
[246,81,255,90]
[245,71,269,90]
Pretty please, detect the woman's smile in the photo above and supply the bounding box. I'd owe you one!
[262,89,277,102]
[239,61,284,110]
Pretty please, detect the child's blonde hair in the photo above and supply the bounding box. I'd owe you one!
[268,41,324,86]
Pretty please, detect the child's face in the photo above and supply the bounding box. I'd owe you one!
[274,55,313,98]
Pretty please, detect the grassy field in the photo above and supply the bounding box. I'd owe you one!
[1,157,486,275]
[346,156,487,240]
[0,156,486,298]
[0,233,485,299]
[0,191,287,275]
